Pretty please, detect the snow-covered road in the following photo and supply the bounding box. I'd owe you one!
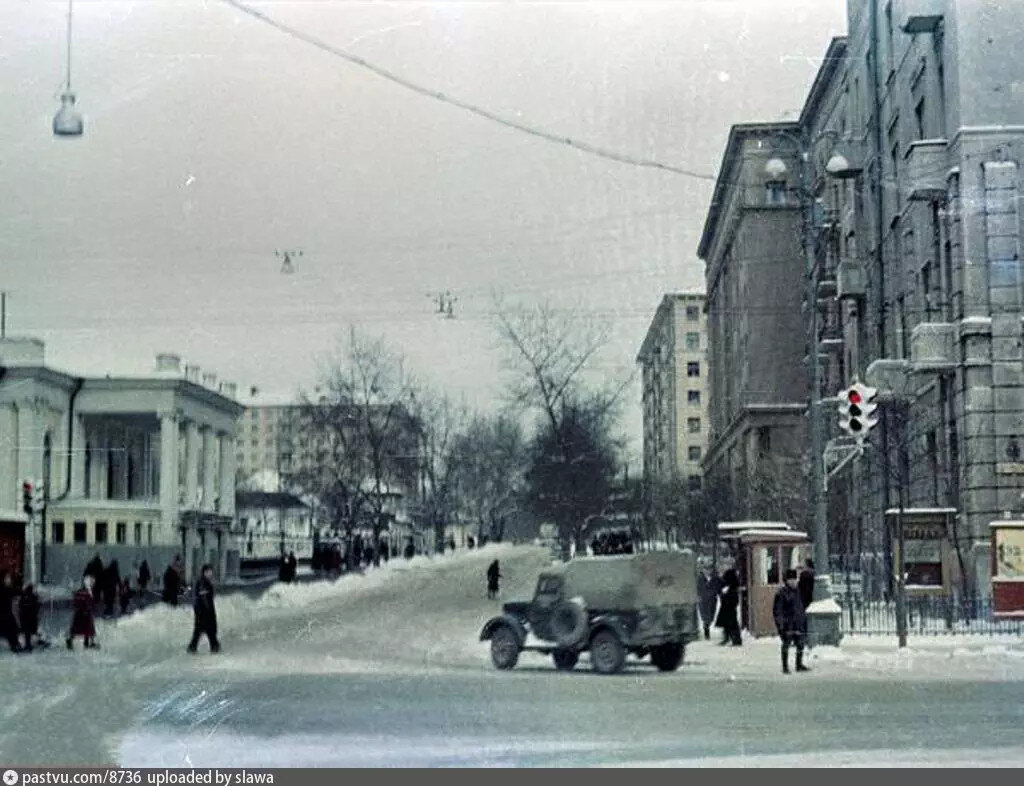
[4,544,1024,767]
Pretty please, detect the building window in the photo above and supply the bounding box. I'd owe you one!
[688,417,701,434]
[687,362,700,378]
[688,475,702,492]
[115,522,127,544]
[765,180,788,205]
[52,520,65,544]
[686,305,700,322]
[685,332,700,351]
[687,390,701,405]
[914,96,926,140]
[95,521,108,544]
[74,521,87,544]
[134,522,142,545]
[688,446,702,462]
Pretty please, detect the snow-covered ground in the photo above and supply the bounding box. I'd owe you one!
[4,543,1024,767]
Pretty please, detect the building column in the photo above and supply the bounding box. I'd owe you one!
[219,433,236,517]
[184,420,200,510]
[202,427,217,512]
[69,414,86,497]
[159,413,180,533]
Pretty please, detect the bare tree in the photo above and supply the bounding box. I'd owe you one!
[495,299,629,559]
[451,412,527,544]
[408,387,465,551]
[295,329,419,564]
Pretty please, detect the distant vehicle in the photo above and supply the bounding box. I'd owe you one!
[479,551,699,674]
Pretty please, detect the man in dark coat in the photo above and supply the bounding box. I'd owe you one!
[287,551,298,581]
[187,564,220,654]
[102,560,120,617]
[774,568,809,674]
[716,558,743,646]
[0,571,23,652]
[278,554,290,583]
[84,554,104,603]
[162,561,182,606]
[696,563,721,640]
[798,558,816,611]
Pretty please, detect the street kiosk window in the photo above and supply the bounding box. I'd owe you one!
[904,539,942,586]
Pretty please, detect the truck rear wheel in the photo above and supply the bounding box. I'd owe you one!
[651,642,684,672]
[552,650,579,671]
[490,625,520,670]
[590,630,626,674]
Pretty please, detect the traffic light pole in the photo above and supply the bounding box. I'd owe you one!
[799,144,831,594]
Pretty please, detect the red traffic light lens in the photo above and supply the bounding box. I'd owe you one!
[848,391,862,404]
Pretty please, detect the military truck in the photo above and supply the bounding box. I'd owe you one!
[479,551,698,674]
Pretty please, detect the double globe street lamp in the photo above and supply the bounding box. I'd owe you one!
[53,0,84,138]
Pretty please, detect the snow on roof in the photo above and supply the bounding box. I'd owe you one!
[717,521,790,532]
[883,507,957,516]
[738,529,809,541]
[989,521,1024,529]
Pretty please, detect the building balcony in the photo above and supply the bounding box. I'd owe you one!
[904,139,949,202]
[836,261,867,300]
[896,0,944,34]
[816,271,837,299]
[910,322,957,372]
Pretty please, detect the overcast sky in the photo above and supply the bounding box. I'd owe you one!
[0,0,846,465]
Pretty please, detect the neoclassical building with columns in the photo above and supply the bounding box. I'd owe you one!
[0,337,243,587]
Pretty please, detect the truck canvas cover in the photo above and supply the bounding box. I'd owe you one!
[558,551,697,610]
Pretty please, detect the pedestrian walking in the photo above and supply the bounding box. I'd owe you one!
[138,559,152,594]
[1,570,23,652]
[278,553,290,583]
[716,558,743,646]
[162,559,182,606]
[773,568,809,674]
[186,564,220,654]
[67,575,99,650]
[798,558,816,611]
[696,561,721,641]
[18,583,42,651]
[486,560,502,599]
[287,550,298,581]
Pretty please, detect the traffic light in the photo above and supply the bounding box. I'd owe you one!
[838,382,879,443]
[22,480,33,515]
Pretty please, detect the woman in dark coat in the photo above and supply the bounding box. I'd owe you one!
[138,560,152,594]
[0,570,22,652]
[716,559,743,646]
[486,560,502,599]
[67,575,98,650]
[18,583,41,651]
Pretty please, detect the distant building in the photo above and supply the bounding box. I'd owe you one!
[235,401,301,486]
[0,340,242,585]
[637,293,709,493]
[232,489,312,575]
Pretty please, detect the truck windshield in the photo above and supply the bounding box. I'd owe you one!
[536,576,561,595]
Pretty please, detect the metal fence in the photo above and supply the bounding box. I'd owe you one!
[837,595,1024,636]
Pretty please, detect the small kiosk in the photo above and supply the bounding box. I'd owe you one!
[716,522,811,638]
[990,520,1024,617]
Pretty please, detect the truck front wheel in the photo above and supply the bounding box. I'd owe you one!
[490,625,520,670]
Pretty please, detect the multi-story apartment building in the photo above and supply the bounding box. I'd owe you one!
[698,123,811,525]
[637,293,709,493]
[235,402,301,486]
[0,339,242,585]
[707,0,1024,597]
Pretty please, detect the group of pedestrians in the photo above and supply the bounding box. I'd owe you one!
[0,570,42,653]
[81,554,153,618]
[696,555,817,674]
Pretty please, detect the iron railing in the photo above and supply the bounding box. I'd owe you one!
[837,595,1024,636]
